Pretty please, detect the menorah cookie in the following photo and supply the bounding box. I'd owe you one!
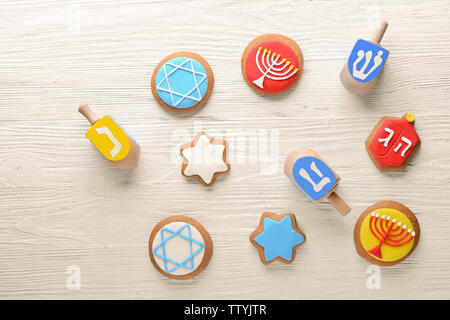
[79,104,140,169]
[250,212,306,264]
[340,20,389,94]
[149,216,213,280]
[354,201,420,267]
[151,52,214,114]
[241,34,303,96]
[366,114,420,171]
[284,149,351,215]
[180,132,230,186]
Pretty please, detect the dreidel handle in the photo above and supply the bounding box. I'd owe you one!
[79,104,99,125]
[370,20,388,44]
[327,191,351,216]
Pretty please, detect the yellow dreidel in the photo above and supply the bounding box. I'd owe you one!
[79,104,140,169]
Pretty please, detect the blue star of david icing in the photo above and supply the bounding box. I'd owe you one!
[155,57,209,109]
[290,156,338,202]
[254,216,305,262]
[152,223,205,274]
[348,39,389,83]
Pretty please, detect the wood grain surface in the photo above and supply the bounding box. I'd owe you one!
[0,0,449,299]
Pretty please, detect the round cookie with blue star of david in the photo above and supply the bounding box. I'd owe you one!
[250,212,306,264]
[151,52,214,114]
[149,216,213,280]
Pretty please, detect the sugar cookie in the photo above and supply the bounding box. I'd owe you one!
[354,201,420,267]
[366,114,421,171]
[151,52,214,114]
[250,212,306,264]
[149,216,213,280]
[180,132,230,186]
[241,34,303,96]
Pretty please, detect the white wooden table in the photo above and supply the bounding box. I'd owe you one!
[1,0,449,299]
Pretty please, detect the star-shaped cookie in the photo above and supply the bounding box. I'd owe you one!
[250,212,306,264]
[180,132,230,186]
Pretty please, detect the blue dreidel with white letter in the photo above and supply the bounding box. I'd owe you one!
[284,149,351,215]
[340,20,389,94]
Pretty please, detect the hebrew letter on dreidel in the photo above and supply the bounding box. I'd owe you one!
[391,136,412,158]
[95,126,122,158]
[299,161,331,192]
[399,137,412,157]
[378,127,394,147]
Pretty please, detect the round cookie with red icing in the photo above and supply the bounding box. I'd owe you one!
[354,201,420,267]
[241,34,303,96]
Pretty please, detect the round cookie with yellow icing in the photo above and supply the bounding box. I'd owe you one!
[354,201,420,266]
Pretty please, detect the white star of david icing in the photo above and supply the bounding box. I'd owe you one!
[181,133,229,185]
[156,58,207,107]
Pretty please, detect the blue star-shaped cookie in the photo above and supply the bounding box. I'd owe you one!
[250,212,306,264]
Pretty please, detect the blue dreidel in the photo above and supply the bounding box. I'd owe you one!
[284,149,351,215]
[340,20,389,94]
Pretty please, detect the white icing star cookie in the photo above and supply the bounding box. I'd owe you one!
[180,132,230,186]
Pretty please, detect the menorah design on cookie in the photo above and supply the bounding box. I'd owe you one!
[367,212,415,259]
[352,50,385,81]
[252,47,299,89]
[354,201,420,266]
[242,34,303,95]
